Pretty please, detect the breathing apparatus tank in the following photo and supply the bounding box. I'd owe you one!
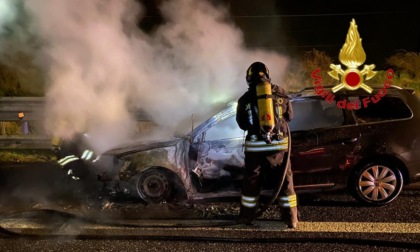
[256,81,275,143]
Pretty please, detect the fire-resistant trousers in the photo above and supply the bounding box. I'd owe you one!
[239,150,298,225]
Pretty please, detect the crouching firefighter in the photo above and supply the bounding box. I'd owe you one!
[51,133,96,181]
[236,61,298,228]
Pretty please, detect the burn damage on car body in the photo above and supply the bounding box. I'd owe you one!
[193,141,244,179]
[90,86,420,206]
[100,138,193,201]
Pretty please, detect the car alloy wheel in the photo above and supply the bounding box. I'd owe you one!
[136,169,171,203]
[353,161,403,206]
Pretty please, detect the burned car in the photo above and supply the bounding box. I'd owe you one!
[96,86,420,206]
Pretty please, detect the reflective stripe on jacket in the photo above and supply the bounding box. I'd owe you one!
[57,155,80,166]
[81,149,94,161]
[244,137,288,152]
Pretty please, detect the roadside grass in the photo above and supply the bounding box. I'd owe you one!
[0,149,56,163]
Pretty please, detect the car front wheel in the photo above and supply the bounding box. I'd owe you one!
[136,168,172,203]
[351,161,404,206]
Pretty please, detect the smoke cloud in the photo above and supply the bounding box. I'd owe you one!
[0,0,17,33]
[1,0,289,153]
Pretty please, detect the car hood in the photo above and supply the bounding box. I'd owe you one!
[102,138,181,157]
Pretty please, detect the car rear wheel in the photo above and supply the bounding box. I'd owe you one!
[136,168,172,203]
[351,161,403,206]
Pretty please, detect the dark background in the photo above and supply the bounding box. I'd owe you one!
[140,0,420,68]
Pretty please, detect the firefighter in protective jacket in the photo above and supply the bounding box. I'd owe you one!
[51,133,96,181]
[236,61,298,228]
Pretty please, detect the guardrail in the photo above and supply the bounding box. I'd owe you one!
[0,97,45,121]
[0,97,152,149]
[0,97,47,149]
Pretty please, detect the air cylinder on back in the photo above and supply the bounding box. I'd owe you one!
[256,81,275,141]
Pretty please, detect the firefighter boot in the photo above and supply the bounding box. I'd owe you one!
[279,193,298,228]
[239,206,257,225]
[280,206,299,229]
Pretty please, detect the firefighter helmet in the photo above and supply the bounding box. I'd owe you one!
[246,62,270,85]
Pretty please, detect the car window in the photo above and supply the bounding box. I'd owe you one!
[351,96,412,123]
[204,115,245,141]
[288,99,345,131]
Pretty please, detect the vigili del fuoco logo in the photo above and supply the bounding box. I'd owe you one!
[311,19,394,110]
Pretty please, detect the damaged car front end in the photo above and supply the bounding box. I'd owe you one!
[96,101,242,203]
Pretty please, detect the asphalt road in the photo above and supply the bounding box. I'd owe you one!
[0,163,419,251]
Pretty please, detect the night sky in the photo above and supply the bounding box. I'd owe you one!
[140,0,420,69]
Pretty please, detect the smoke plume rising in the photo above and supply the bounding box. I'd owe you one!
[0,0,16,33]
[1,0,289,153]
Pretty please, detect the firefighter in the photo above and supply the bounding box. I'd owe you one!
[236,61,298,228]
[51,133,96,181]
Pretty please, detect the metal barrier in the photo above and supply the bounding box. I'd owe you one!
[0,97,48,149]
[0,97,45,121]
[0,97,152,149]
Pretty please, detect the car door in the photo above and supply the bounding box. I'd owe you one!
[289,98,360,187]
[194,115,245,182]
[290,130,321,180]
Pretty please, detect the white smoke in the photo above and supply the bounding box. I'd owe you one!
[3,0,289,153]
[0,0,17,33]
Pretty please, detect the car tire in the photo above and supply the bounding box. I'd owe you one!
[350,160,404,206]
[136,168,172,203]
